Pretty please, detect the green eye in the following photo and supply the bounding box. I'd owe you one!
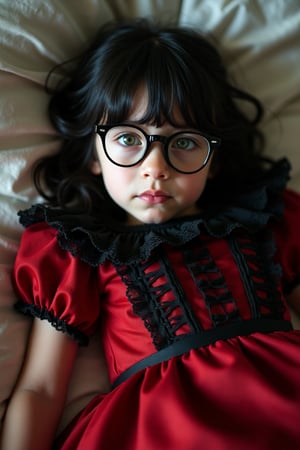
[118,134,141,146]
[174,138,194,150]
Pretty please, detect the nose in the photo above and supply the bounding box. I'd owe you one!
[140,144,170,180]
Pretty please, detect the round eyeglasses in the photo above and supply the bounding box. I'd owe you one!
[94,124,221,174]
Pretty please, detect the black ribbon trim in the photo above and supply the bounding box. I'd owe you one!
[112,319,292,388]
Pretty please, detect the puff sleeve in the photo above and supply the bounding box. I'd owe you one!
[13,222,101,345]
[273,189,300,295]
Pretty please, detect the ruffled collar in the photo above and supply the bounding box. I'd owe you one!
[18,158,290,266]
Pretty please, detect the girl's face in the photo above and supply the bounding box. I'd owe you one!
[93,88,214,225]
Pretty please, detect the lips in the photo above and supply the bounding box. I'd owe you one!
[138,190,171,204]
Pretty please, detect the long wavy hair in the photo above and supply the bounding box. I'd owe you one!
[34,19,268,218]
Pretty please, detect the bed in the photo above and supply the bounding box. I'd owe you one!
[1,0,300,434]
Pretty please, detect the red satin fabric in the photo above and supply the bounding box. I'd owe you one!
[56,330,300,450]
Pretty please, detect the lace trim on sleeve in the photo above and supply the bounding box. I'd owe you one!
[14,301,89,346]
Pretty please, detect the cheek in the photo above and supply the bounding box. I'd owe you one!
[184,182,206,202]
[179,169,211,200]
[101,166,133,202]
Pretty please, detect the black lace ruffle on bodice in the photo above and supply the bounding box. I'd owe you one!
[18,158,290,266]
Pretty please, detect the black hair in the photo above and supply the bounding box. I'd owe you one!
[34,18,269,217]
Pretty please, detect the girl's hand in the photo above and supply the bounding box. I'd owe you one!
[0,318,78,450]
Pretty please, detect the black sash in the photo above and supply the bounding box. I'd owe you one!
[112,319,292,389]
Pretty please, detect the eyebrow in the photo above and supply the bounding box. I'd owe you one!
[120,121,200,134]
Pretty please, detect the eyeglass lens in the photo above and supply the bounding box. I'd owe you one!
[104,125,210,173]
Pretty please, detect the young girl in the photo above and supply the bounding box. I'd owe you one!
[1,19,300,450]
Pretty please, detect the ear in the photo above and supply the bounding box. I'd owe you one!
[90,158,101,175]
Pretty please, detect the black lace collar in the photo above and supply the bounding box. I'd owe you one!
[19,158,290,266]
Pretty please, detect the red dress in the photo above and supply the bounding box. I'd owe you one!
[14,162,300,450]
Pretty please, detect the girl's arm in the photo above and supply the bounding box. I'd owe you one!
[0,318,78,450]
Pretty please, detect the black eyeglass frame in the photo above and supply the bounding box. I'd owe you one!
[94,123,221,174]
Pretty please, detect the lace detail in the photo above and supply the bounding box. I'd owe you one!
[115,229,287,349]
[184,241,241,327]
[18,158,290,266]
[15,301,89,346]
[116,250,202,350]
[228,228,286,320]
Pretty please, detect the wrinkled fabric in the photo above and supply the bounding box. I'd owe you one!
[55,330,300,450]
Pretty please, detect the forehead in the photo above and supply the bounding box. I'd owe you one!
[127,84,188,127]
[126,85,149,121]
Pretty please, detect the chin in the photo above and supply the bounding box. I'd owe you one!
[128,212,171,225]
[143,213,173,225]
